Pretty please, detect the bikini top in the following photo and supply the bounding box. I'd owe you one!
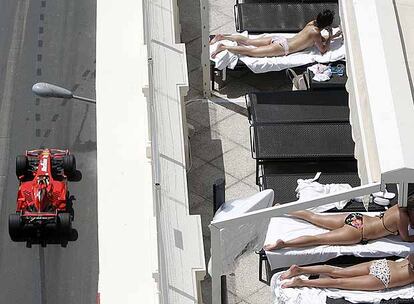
[378,212,399,235]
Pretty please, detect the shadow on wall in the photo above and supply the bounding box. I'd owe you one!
[178,0,204,99]
[185,99,228,304]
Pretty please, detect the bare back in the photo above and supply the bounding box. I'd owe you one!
[388,259,414,288]
[287,21,321,54]
[363,205,400,240]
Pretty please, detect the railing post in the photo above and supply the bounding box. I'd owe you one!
[200,0,211,98]
[210,224,223,304]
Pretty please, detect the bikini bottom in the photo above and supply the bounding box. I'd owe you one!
[271,36,289,56]
[344,213,367,244]
[369,259,390,288]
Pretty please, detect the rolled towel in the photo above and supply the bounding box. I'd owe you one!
[373,191,395,200]
[374,197,390,206]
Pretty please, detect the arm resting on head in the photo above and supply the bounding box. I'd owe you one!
[314,32,330,54]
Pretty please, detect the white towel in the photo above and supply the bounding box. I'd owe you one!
[210,29,345,73]
[271,270,414,304]
[295,173,352,212]
[308,63,332,82]
[272,272,326,304]
[210,39,239,70]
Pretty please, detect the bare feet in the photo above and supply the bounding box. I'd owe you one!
[282,277,303,289]
[211,43,226,59]
[210,34,224,45]
[281,265,301,280]
[263,239,285,251]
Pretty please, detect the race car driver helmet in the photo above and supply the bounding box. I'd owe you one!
[37,175,50,202]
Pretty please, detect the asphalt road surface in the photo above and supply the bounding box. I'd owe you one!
[0,0,97,303]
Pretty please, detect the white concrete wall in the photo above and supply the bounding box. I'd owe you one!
[340,0,380,184]
[395,0,414,96]
[96,0,159,303]
[340,0,414,184]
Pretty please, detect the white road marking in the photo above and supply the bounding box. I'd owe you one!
[0,0,30,207]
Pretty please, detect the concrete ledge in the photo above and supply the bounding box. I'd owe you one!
[145,0,206,302]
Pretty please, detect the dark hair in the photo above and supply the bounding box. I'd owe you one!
[315,10,335,29]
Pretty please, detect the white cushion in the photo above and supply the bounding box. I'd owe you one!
[209,189,274,275]
[213,189,274,221]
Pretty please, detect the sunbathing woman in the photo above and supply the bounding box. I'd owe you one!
[264,204,414,251]
[210,10,342,59]
[280,255,414,290]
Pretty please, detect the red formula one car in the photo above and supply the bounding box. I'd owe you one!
[9,149,76,247]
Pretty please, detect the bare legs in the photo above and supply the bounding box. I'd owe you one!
[210,34,272,47]
[210,34,282,58]
[281,262,372,280]
[281,262,384,291]
[211,43,284,59]
[264,225,361,250]
[263,211,361,250]
[290,210,347,230]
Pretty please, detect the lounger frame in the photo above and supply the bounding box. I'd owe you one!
[234,0,339,34]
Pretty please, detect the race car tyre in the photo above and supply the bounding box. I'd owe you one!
[58,212,72,236]
[9,213,23,241]
[16,155,28,177]
[45,221,58,231]
[63,154,76,176]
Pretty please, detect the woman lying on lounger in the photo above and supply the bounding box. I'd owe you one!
[280,254,414,290]
[210,9,342,59]
[264,204,414,251]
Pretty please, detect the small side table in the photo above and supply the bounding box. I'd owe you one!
[308,62,347,90]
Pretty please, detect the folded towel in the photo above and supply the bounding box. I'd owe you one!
[210,39,239,70]
[308,63,332,82]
